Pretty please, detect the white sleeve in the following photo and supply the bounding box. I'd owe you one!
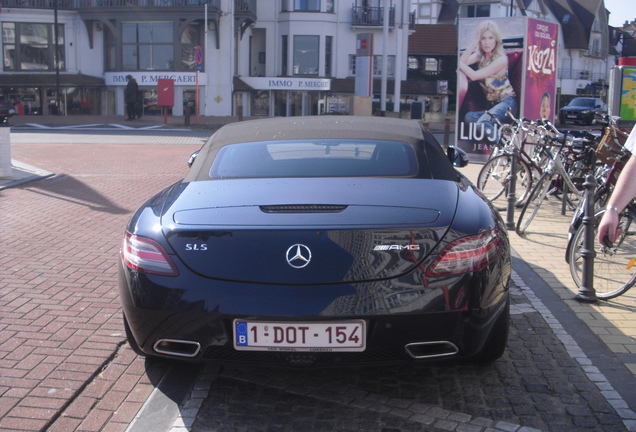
[624,126,636,154]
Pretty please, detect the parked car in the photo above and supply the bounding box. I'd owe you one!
[0,97,16,124]
[559,97,607,125]
[118,116,511,367]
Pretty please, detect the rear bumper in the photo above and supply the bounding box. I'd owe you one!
[120,277,508,366]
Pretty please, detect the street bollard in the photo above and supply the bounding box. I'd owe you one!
[443,116,450,149]
[0,125,12,179]
[575,174,598,303]
[505,145,518,230]
[561,182,568,216]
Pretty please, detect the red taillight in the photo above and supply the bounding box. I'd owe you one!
[426,230,501,277]
[121,232,179,276]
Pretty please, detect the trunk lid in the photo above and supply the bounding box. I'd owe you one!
[162,178,457,284]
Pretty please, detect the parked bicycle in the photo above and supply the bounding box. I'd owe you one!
[476,110,551,210]
[565,114,631,257]
[565,115,635,299]
[515,123,597,235]
[567,204,636,299]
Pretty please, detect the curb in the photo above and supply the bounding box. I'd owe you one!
[0,160,55,190]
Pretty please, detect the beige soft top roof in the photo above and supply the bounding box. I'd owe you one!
[206,116,425,147]
[183,115,452,182]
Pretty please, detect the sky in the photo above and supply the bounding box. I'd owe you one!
[603,0,635,28]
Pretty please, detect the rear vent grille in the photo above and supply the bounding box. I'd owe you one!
[260,205,347,214]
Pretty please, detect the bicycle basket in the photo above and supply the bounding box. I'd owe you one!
[596,127,629,165]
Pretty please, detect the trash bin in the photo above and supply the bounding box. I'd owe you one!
[410,102,423,120]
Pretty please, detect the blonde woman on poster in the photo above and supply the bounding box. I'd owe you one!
[458,20,519,143]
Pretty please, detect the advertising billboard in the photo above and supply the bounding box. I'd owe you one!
[619,68,636,121]
[456,17,558,162]
[524,18,558,123]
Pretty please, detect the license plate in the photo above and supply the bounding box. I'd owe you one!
[233,320,366,352]
[567,115,578,118]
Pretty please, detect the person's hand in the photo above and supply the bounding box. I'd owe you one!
[597,210,619,246]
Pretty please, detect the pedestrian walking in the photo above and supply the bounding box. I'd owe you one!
[125,75,138,121]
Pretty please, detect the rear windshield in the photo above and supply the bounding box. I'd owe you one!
[210,140,419,178]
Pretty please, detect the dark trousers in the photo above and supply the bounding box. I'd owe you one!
[126,102,136,119]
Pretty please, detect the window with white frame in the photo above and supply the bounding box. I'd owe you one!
[2,22,65,71]
[418,4,432,18]
[425,58,439,72]
[372,55,395,77]
[461,4,490,17]
[122,22,173,71]
[294,0,320,11]
[349,54,396,77]
[293,35,319,75]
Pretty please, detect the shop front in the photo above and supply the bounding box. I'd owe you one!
[0,73,104,116]
[238,77,331,117]
[104,72,203,117]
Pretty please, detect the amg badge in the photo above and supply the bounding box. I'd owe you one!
[373,245,420,251]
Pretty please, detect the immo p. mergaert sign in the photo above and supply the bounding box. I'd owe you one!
[239,77,331,91]
[105,72,201,86]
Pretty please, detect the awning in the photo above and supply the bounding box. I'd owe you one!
[234,76,254,91]
[0,73,105,87]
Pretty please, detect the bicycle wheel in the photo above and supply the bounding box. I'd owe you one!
[476,154,532,211]
[515,171,553,235]
[568,210,636,300]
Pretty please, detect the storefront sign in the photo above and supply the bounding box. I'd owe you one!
[240,77,331,91]
[105,72,204,86]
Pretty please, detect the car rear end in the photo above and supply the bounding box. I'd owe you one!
[118,117,511,366]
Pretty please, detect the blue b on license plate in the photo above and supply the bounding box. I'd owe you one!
[233,320,366,352]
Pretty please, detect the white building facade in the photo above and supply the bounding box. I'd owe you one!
[0,0,414,118]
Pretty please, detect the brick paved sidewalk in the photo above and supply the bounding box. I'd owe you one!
[1,137,201,432]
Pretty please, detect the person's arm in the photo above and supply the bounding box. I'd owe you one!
[597,153,636,244]
[459,42,480,66]
[459,55,507,82]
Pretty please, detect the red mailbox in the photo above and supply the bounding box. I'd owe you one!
[157,79,174,107]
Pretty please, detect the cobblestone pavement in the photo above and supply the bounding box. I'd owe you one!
[180,270,634,432]
[2,117,636,432]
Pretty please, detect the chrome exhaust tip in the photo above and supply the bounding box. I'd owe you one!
[153,339,201,358]
[404,341,459,360]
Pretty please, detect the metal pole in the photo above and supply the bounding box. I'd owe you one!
[443,116,450,149]
[575,174,598,302]
[505,142,518,230]
[54,0,61,115]
[204,1,208,118]
[380,0,389,115]
[0,126,12,179]
[561,181,568,215]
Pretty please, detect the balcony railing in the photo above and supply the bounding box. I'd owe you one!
[352,6,395,27]
[1,0,221,9]
[235,0,255,13]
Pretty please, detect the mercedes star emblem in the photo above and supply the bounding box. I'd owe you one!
[286,244,312,268]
